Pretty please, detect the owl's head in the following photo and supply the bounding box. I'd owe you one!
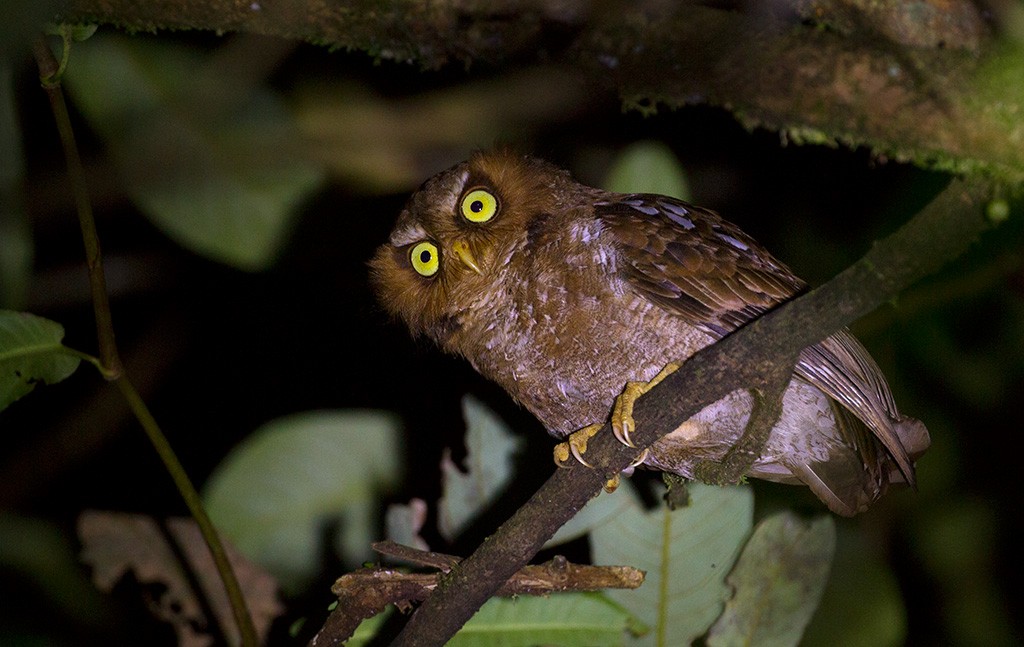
[370,150,576,341]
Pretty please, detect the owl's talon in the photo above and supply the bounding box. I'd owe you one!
[610,362,681,450]
[612,418,636,448]
[553,423,603,469]
[570,441,595,468]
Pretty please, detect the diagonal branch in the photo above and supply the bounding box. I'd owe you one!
[387,178,998,646]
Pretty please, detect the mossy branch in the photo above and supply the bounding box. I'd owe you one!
[56,1,1024,183]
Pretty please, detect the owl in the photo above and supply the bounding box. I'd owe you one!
[370,150,929,516]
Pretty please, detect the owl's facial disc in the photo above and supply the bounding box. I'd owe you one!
[452,239,483,275]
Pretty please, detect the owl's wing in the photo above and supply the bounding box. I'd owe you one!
[596,194,805,337]
[598,194,926,509]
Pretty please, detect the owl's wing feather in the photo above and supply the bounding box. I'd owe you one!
[599,194,924,501]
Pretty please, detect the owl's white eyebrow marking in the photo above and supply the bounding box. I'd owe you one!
[390,223,429,247]
[389,168,470,247]
[438,169,469,217]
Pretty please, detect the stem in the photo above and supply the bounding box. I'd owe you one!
[33,35,257,646]
[33,34,121,379]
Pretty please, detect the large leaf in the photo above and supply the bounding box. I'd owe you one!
[545,479,641,548]
[64,34,324,270]
[0,310,80,412]
[591,483,753,646]
[707,512,835,647]
[449,593,641,647]
[603,140,692,199]
[203,410,403,593]
[438,395,523,541]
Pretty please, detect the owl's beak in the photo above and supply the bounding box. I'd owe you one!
[452,239,483,275]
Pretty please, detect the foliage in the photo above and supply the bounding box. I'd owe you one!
[63,34,324,270]
[0,310,80,411]
[202,410,403,593]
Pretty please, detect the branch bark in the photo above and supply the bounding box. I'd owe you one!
[56,1,1024,183]
[387,179,997,646]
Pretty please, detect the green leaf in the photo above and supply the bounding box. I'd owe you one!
[546,479,641,548]
[0,310,80,411]
[64,35,325,270]
[603,141,692,199]
[591,483,753,646]
[0,512,105,626]
[203,410,403,593]
[43,23,98,41]
[438,395,524,541]
[448,593,639,647]
[0,62,32,310]
[348,607,393,646]
[707,512,835,647]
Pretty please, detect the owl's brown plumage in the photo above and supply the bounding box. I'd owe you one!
[370,150,929,516]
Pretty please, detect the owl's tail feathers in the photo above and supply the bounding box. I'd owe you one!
[783,413,931,517]
[785,460,868,517]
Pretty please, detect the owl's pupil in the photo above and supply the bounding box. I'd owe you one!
[419,250,432,263]
[470,200,483,213]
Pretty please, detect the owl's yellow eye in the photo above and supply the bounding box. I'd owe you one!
[461,188,498,223]
[410,241,440,277]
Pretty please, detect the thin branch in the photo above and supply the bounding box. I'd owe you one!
[387,179,997,646]
[310,543,644,646]
[694,355,795,486]
[32,33,122,379]
[372,540,461,571]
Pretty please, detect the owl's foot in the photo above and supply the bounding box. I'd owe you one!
[612,362,681,448]
[554,424,647,493]
[553,423,602,469]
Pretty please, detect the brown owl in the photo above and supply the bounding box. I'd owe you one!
[370,150,929,516]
